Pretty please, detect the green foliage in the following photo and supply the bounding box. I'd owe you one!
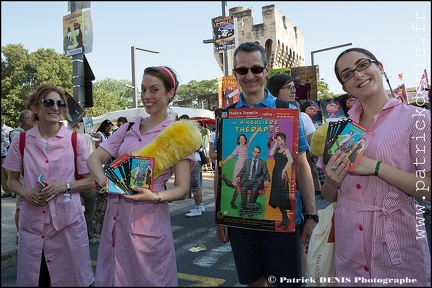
[176,79,218,107]
[317,80,336,100]
[3,43,341,128]
[85,78,133,117]
[1,44,73,127]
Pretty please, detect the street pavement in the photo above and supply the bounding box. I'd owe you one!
[1,170,331,286]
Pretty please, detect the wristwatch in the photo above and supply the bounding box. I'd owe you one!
[153,192,161,204]
[65,183,71,194]
[304,214,319,223]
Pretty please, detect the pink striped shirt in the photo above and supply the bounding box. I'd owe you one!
[319,99,431,286]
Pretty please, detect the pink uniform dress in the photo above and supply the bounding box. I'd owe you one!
[94,116,195,286]
[2,124,94,286]
[230,144,250,181]
[319,99,431,286]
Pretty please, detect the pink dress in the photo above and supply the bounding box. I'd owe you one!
[94,116,195,286]
[320,99,431,286]
[2,124,94,286]
[231,144,249,180]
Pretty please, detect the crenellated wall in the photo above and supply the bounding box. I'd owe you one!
[211,4,305,72]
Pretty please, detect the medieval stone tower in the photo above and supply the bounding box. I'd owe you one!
[212,4,305,72]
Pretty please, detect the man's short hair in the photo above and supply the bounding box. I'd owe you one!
[233,42,268,68]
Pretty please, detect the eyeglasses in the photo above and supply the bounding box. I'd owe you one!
[41,99,67,110]
[281,85,296,91]
[340,58,378,82]
[234,66,266,75]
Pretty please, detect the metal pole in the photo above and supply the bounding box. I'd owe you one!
[130,46,160,108]
[222,1,229,76]
[311,43,352,66]
[70,1,86,110]
[131,46,137,108]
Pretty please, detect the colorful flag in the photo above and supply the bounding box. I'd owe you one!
[414,69,430,104]
[394,83,408,104]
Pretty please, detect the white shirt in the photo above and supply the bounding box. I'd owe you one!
[300,112,316,137]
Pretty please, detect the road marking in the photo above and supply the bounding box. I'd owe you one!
[177,272,225,287]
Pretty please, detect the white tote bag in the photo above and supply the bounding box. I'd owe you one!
[305,202,336,287]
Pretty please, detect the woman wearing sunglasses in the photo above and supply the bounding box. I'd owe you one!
[2,83,95,286]
[319,47,431,285]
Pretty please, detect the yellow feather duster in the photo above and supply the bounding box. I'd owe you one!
[310,122,329,157]
[132,120,202,178]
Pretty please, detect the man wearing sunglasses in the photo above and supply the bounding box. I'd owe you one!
[214,42,317,287]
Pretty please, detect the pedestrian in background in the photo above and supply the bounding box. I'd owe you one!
[2,83,94,286]
[1,115,13,198]
[320,47,430,285]
[8,110,36,243]
[113,116,128,133]
[94,119,113,149]
[179,114,205,217]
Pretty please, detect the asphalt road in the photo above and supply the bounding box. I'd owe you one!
[1,173,243,287]
[1,172,332,287]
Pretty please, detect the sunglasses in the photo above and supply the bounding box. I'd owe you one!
[41,99,67,109]
[234,66,266,75]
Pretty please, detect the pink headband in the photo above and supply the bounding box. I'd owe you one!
[158,66,176,89]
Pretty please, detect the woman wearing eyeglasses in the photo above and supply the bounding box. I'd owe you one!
[2,83,95,286]
[320,47,431,285]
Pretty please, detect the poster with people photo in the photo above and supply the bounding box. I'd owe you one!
[215,108,299,232]
[218,75,239,108]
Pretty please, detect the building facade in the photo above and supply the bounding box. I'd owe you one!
[212,4,305,73]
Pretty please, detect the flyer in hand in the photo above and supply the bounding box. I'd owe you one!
[104,153,155,194]
[323,119,375,172]
[215,108,299,232]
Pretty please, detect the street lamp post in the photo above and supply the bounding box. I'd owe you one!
[131,46,160,108]
[311,43,352,66]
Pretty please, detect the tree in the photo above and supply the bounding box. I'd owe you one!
[2,43,217,127]
[317,80,336,100]
[176,79,218,108]
[1,44,73,127]
[85,78,133,117]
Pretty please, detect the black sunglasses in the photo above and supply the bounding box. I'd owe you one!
[41,99,67,109]
[234,66,266,75]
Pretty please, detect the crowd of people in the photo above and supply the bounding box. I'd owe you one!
[1,41,430,287]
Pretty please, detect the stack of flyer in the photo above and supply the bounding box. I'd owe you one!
[323,119,375,172]
[104,153,155,194]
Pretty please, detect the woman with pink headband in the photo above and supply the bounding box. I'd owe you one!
[87,66,196,286]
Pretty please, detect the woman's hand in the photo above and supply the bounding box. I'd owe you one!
[24,186,47,206]
[325,150,350,189]
[351,155,376,175]
[123,185,154,201]
[37,182,68,202]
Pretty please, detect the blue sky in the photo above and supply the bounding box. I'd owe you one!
[1,1,430,94]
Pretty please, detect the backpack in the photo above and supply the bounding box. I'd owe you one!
[19,131,81,180]
[9,128,20,144]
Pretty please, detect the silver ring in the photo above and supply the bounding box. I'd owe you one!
[331,166,336,171]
